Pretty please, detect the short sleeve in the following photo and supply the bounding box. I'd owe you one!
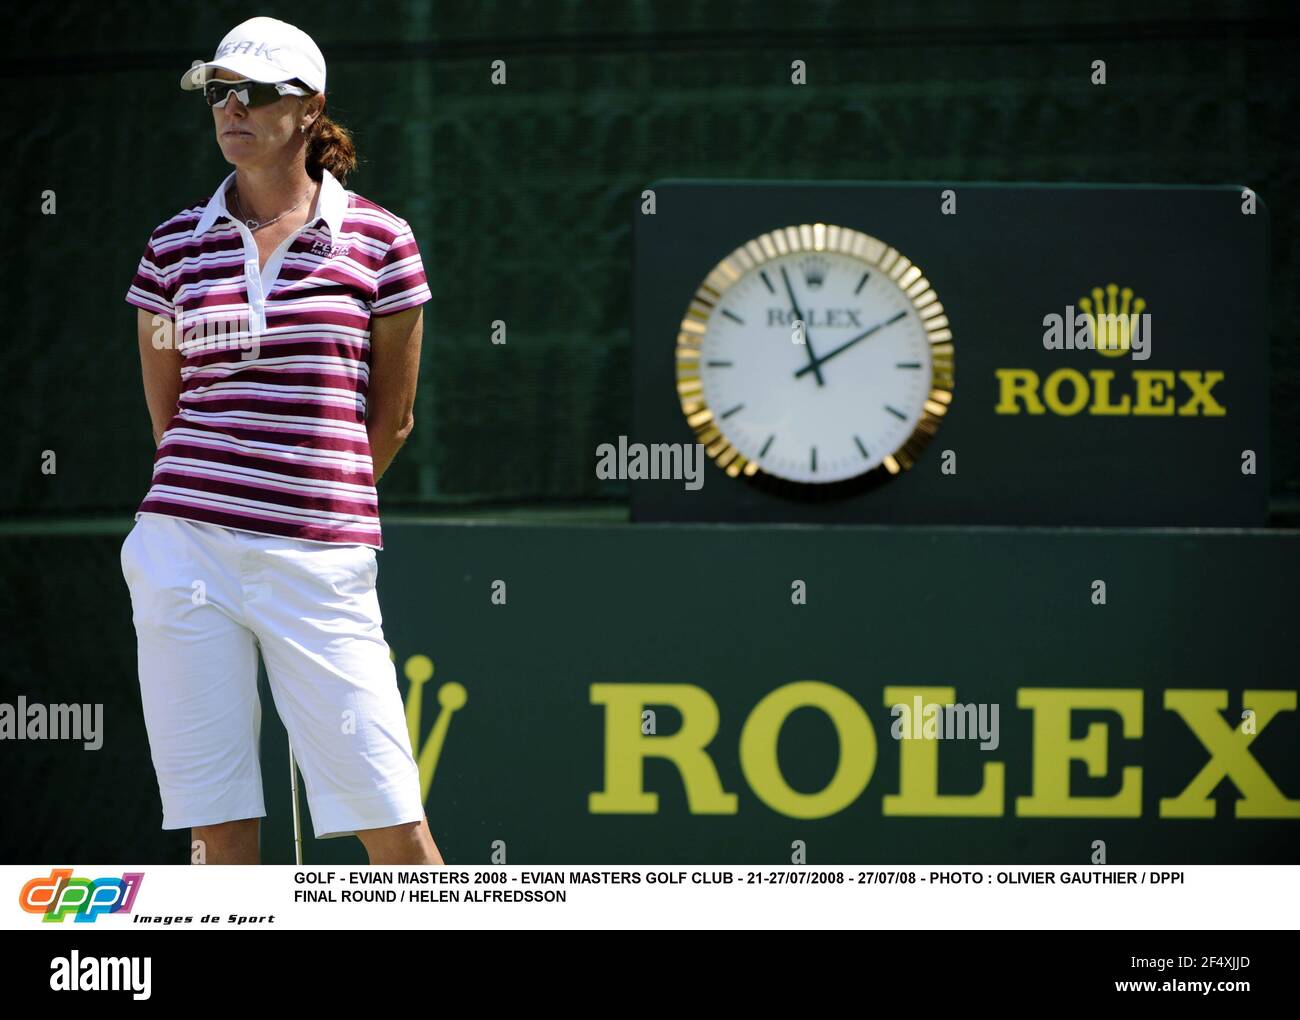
[125,235,175,318]
[371,218,432,317]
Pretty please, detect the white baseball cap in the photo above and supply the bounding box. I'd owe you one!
[179,16,326,93]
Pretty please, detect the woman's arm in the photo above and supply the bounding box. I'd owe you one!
[366,306,424,483]
[136,308,183,447]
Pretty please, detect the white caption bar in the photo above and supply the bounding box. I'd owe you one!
[3,865,1296,930]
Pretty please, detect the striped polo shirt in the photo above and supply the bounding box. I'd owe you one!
[124,167,431,550]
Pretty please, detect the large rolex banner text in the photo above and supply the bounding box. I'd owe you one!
[2,520,1296,865]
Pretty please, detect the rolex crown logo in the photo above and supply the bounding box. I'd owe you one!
[392,650,467,801]
[802,255,829,289]
[1078,283,1146,359]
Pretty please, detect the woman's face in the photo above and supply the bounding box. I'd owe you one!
[209,67,321,168]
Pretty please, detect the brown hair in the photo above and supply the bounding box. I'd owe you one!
[299,86,357,186]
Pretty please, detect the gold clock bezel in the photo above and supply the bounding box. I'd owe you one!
[674,222,954,497]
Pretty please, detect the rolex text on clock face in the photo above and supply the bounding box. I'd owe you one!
[676,224,954,491]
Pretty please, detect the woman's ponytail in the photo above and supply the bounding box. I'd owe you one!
[303,100,358,187]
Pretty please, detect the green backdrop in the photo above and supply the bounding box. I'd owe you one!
[1,519,1296,864]
[0,0,1297,516]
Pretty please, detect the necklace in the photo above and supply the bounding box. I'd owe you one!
[229,182,312,231]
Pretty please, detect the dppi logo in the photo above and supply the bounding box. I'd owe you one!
[19,868,144,923]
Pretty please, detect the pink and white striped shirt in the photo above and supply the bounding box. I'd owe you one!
[124,167,431,550]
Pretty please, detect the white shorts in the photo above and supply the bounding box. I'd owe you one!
[119,512,426,840]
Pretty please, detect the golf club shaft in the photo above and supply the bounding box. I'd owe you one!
[289,742,303,865]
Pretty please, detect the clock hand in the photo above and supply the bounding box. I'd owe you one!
[780,265,825,387]
[793,309,909,379]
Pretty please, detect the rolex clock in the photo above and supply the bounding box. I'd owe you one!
[674,223,954,498]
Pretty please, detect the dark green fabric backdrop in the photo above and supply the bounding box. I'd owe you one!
[1,0,1297,515]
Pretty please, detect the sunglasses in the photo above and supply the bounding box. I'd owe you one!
[204,78,311,109]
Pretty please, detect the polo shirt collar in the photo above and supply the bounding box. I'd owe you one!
[195,167,347,239]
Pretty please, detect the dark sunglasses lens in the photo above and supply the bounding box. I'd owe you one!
[205,81,280,107]
[205,81,245,106]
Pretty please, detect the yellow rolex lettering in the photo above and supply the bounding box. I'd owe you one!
[1177,370,1227,416]
[883,686,1004,816]
[739,681,875,819]
[1159,690,1300,819]
[1132,370,1176,415]
[1087,369,1132,415]
[589,683,738,814]
[994,367,1227,415]
[994,368,1045,415]
[1016,688,1142,817]
[1041,368,1089,415]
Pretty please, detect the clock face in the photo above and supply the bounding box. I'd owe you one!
[676,224,954,492]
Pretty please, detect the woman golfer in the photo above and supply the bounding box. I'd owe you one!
[121,16,442,865]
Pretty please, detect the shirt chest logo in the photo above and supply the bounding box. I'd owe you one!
[310,239,351,258]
